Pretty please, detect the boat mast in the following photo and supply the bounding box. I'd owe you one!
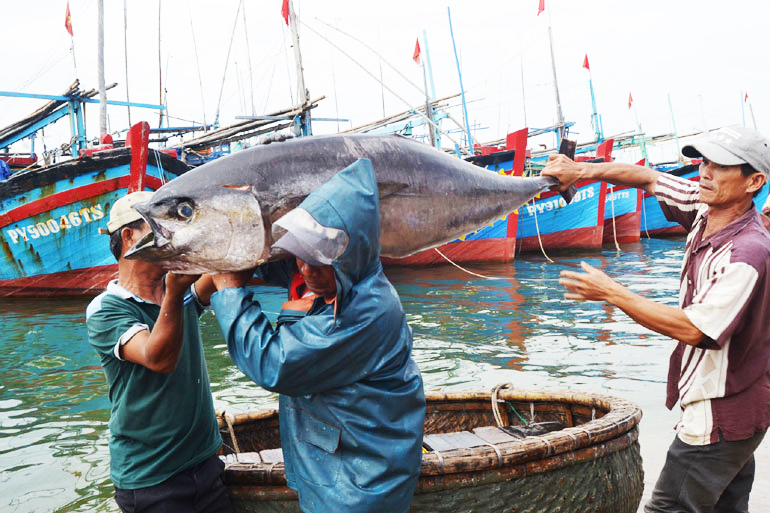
[547,25,564,146]
[585,60,603,142]
[667,93,680,159]
[123,0,131,126]
[287,0,311,136]
[421,31,437,147]
[447,7,473,154]
[97,0,107,136]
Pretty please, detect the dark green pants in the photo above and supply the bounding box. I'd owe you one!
[115,454,233,513]
[645,431,766,513]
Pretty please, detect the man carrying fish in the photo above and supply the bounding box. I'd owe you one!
[85,192,233,513]
[207,158,426,513]
[543,125,770,513]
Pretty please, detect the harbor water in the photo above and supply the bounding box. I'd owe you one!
[1,236,768,512]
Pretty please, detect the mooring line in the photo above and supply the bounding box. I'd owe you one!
[608,184,621,253]
[434,248,499,280]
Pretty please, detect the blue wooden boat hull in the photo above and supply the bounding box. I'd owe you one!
[0,149,189,296]
[603,185,642,244]
[516,180,606,251]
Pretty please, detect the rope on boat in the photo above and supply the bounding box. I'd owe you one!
[267,462,280,484]
[152,150,166,185]
[433,248,497,280]
[222,412,242,456]
[507,402,529,425]
[608,184,621,252]
[491,383,514,428]
[641,195,651,239]
[574,426,593,445]
[487,441,503,467]
[433,447,445,474]
[531,200,554,263]
[540,436,554,457]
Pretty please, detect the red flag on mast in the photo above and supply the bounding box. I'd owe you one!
[537,0,545,16]
[413,38,421,65]
[65,1,74,36]
[582,54,590,71]
[281,0,290,25]
[745,92,749,103]
[628,93,633,109]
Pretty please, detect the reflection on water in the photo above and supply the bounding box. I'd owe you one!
[1,238,687,512]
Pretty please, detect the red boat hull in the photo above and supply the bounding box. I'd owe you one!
[0,265,117,297]
[516,224,604,252]
[381,237,516,266]
[642,225,687,237]
[603,211,641,244]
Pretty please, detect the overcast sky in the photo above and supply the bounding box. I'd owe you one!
[2,0,769,164]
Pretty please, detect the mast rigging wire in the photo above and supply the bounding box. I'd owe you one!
[300,20,468,153]
[188,4,208,133]
[242,1,256,117]
[214,0,244,127]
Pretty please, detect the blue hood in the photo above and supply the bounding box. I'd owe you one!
[288,158,381,298]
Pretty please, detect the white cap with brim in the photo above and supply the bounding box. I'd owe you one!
[682,125,770,177]
[100,191,154,235]
[271,208,348,267]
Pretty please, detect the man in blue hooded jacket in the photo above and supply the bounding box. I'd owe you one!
[209,158,426,512]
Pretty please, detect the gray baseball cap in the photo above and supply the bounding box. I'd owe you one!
[682,126,770,177]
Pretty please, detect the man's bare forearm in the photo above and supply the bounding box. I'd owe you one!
[142,291,186,372]
[543,155,664,195]
[560,262,705,347]
[605,284,705,346]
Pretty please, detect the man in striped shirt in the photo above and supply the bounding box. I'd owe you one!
[543,125,770,513]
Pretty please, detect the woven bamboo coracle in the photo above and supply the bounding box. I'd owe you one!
[217,386,644,513]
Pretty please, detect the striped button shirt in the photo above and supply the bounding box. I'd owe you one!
[656,173,770,445]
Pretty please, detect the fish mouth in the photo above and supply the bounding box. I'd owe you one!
[124,230,161,259]
[123,203,174,260]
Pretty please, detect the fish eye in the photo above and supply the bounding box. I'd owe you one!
[177,202,194,220]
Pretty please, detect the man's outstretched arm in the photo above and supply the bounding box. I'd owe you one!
[543,154,663,196]
[560,261,705,346]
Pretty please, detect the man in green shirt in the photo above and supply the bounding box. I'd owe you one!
[86,191,232,513]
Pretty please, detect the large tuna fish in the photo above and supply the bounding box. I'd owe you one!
[126,133,567,272]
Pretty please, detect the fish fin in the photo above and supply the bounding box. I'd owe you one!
[560,185,577,203]
[378,181,410,199]
[555,138,577,203]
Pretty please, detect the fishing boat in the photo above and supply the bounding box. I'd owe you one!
[640,162,770,238]
[639,163,697,237]
[0,121,189,297]
[217,386,643,513]
[0,0,199,298]
[514,140,613,253]
[603,183,642,245]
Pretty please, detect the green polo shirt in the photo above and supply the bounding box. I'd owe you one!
[86,280,221,489]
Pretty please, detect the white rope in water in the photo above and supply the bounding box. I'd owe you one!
[608,185,621,252]
[531,201,554,263]
[433,247,497,279]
